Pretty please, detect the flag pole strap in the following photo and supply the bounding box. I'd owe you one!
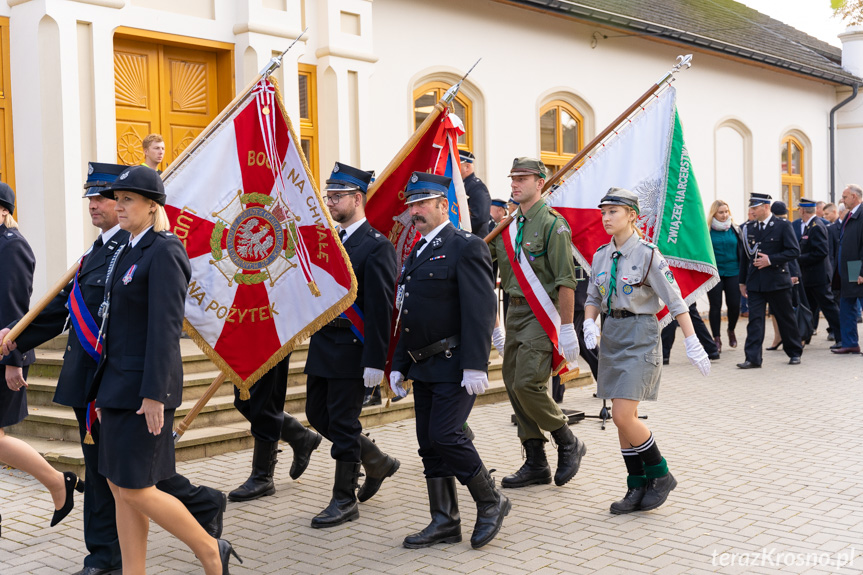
[173,371,228,444]
[1,262,78,351]
[484,54,693,245]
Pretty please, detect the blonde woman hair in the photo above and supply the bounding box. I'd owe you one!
[153,203,170,232]
[625,206,644,238]
[707,200,732,228]
[1,208,16,229]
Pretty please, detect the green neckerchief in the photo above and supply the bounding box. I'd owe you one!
[514,214,527,262]
[607,250,622,310]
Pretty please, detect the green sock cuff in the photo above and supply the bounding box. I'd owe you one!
[644,457,669,479]
[627,475,647,488]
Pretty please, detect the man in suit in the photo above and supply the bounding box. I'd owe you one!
[459,150,491,237]
[833,185,863,353]
[0,163,224,575]
[304,162,400,528]
[737,193,802,368]
[796,198,842,346]
[390,171,509,550]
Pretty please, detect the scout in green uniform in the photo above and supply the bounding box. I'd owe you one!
[583,188,710,514]
[488,157,586,489]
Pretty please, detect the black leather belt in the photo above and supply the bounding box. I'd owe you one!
[408,335,460,363]
[607,309,637,319]
[327,317,352,328]
[509,296,527,307]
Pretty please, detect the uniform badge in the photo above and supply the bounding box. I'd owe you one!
[598,285,607,297]
[122,265,137,285]
[665,270,675,283]
[432,237,442,248]
[410,173,419,183]
[659,260,668,270]
[119,170,130,180]
[623,285,634,295]
[88,164,94,175]
[333,164,340,172]
[556,225,566,235]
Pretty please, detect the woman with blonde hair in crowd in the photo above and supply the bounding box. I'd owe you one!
[706,200,743,351]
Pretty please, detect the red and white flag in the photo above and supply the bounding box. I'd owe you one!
[164,77,356,398]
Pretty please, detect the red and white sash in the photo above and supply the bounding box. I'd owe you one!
[501,215,571,378]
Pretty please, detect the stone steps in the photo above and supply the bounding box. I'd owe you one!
[7,335,594,475]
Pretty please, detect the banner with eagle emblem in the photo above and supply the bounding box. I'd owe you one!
[163,77,356,398]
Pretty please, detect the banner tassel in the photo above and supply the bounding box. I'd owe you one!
[307,281,321,297]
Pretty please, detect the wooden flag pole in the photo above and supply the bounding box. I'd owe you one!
[1,262,78,349]
[484,54,693,245]
[173,371,228,444]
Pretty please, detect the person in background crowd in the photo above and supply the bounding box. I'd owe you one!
[833,185,863,354]
[706,200,742,351]
[140,134,165,173]
[459,150,491,237]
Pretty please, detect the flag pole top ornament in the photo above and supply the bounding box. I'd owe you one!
[259,27,309,77]
[442,58,482,104]
[656,54,693,86]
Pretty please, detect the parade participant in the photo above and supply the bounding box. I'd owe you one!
[834,184,863,354]
[390,171,508,549]
[140,134,165,172]
[487,158,585,490]
[737,193,802,367]
[490,198,508,227]
[584,188,709,514]
[304,162,400,528]
[89,166,239,574]
[459,150,491,237]
[796,198,842,346]
[0,184,84,535]
[1,164,226,575]
[228,357,322,502]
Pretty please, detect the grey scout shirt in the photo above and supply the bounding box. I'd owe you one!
[586,232,688,317]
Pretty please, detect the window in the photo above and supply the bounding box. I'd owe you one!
[540,100,583,176]
[413,81,471,151]
[298,63,319,181]
[780,136,803,220]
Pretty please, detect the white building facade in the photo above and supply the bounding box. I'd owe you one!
[0,0,861,295]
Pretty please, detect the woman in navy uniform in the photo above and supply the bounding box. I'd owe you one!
[0,183,85,533]
[390,172,509,550]
[583,188,710,514]
[90,166,239,574]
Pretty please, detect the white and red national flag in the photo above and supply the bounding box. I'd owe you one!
[164,77,356,398]
[548,87,718,325]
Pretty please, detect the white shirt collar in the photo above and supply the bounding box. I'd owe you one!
[759,213,773,227]
[129,226,153,248]
[801,214,815,226]
[852,204,861,216]
[101,224,122,245]
[417,221,451,255]
[339,217,367,243]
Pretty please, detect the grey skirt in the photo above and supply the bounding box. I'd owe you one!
[596,314,662,402]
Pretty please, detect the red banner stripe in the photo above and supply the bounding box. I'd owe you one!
[213,282,282,381]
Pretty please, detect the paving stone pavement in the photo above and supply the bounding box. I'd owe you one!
[2,319,863,574]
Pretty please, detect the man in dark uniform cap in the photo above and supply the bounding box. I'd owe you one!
[304,162,400,528]
[390,171,509,549]
[737,193,803,368]
[459,150,491,237]
[0,163,225,575]
[796,197,842,345]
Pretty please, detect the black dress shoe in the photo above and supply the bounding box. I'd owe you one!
[788,357,801,365]
[736,361,761,369]
[831,346,861,354]
[830,342,844,349]
[707,352,720,361]
[362,395,382,407]
[662,358,669,365]
[827,333,836,341]
[51,472,84,527]
[72,568,123,575]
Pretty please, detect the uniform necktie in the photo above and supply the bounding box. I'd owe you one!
[413,238,427,258]
[514,215,526,262]
[339,229,346,243]
[94,236,104,249]
[607,251,622,311]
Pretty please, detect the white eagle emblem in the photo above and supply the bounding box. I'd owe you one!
[235,218,274,259]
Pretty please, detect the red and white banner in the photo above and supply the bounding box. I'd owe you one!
[164,77,356,398]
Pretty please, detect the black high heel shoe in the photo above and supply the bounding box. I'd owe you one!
[766,341,783,351]
[218,539,243,574]
[50,471,84,527]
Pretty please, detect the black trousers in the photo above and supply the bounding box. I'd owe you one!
[74,407,223,570]
[706,274,741,336]
[233,355,290,442]
[803,283,842,339]
[661,303,718,360]
[412,379,483,484]
[305,375,364,461]
[744,288,803,364]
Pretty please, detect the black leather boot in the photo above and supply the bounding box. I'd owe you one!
[311,460,361,528]
[609,476,647,515]
[466,466,511,549]
[640,459,677,511]
[280,413,323,480]
[228,440,279,502]
[550,423,587,486]
[403,477,462,548]
[501,439,551,488]
[356,434,400,502]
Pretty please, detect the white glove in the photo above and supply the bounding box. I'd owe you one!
[492,326,505,358]
[389,371,408,397]
[684,334,711,376]
[583,318,600,350]
[461,369,489,396]
[363,367,385,389]
[559,323,579,364]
